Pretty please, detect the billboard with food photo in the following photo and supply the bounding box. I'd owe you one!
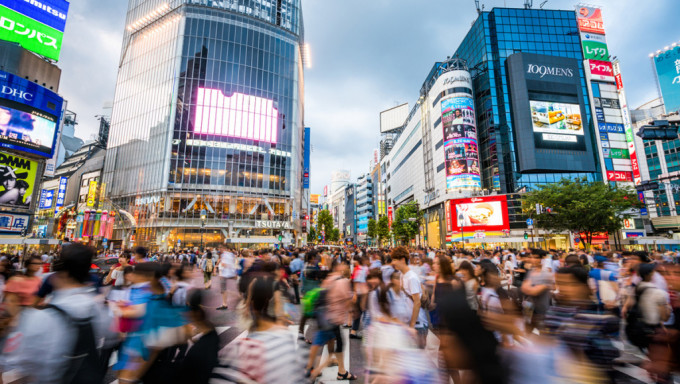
[450,195,509,232]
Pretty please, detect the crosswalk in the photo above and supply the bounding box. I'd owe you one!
[1,324,669,384]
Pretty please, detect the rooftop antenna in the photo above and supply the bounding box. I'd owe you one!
[539,0,548,8]
[524,0,533,8]
[474,0,484,14]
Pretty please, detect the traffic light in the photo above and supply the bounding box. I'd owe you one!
[524,232,528,240]
[637,120,679,141]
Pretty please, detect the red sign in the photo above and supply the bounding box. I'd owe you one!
[323,185,328,196]
[387,207,393,230]
[449,195,510,232]
[589,59,614,81]
[606,171,633,182]
[615,74,623,90]
[576,7,605,34]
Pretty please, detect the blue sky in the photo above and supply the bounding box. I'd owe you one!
[58,0,680,194]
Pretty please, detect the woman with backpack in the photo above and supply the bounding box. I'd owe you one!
[202,251,214,290]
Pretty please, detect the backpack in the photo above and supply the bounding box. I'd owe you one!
[206,259,214,273]
[625,286,653,350]
[46,304,105,384]
[301,287,323,317]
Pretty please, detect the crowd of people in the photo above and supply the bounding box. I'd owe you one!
[0,244,680,383]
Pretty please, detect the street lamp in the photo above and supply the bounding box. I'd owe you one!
[200,209,207,252]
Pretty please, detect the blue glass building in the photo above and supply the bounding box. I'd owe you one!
[103,0,305,249]
[453,7,601,194]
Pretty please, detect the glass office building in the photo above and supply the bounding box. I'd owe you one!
[103,0,304,249]
[453,7,601,194]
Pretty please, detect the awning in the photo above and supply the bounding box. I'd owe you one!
[0,238,61,245]
[463,236,544,243]
[224,237,288,244]
[622,237,680,245]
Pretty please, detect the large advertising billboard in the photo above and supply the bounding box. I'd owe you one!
[588,59,615,83]
[450,195,510,232]
[653,46,680,113]
[0,70,62,158]
[194,88,278,143]
[0,5,65,60]
[441,96,481,191]
[506,52,596,172]
[0,0,69,33]
[0,151,38,210]
[530,100,585,150]
[576,6,605,35]
[613,61,642,185]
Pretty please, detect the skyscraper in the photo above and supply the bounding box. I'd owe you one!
[103,0,305,249]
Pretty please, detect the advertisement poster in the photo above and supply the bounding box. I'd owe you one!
[450,195,510,232]
[0,70,63,158]
[576,6,605,35]
[606,171,633,182]
[653,46,680,114]
[0,0,70,33]
[0,151,37,210]
[441,96,481,191]
[530,100,585,150]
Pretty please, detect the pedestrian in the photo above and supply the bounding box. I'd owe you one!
[217,245,237,310]
[305,260,357,381]
[202,251,214,290]
[0,244,116,383]
[391,246,429,348]
[521,248,554,331]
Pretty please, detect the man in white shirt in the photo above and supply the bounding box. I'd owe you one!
[217,245,237,310]
[391,246,428,348]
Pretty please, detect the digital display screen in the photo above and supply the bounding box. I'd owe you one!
[441,96,481,191]
[0,100,59,157]
[194,88,278,143]
[450,195,510,232]
[530,100,586,150]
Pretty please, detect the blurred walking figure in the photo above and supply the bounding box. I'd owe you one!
[202,251,215,290]
[212,274,305,383]
[0,244,116,383]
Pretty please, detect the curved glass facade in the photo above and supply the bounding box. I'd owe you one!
[103,0,304,249]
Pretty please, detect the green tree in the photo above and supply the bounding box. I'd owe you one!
[377,216,390,245]
[329,227,340,243]
[522,177,642,248]
[317,209,334,237]
[392,202,420,244]
[306,227,317,244]
[367,218,377,243]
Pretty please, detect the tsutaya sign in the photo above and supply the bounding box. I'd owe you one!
[135,195,161,206]
[255,220,292,229]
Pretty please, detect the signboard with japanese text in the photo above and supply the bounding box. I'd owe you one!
[588,59,615,82]
[576,6,605,35]
[0,5,64,60]
[0,211,29,235]
[86,180,97,207]
[582,40,609,61]
[606,170,633,182]
[38,188,53,209]
[613,62,642,185]
[54,176,66,213]
[0,0,69,32]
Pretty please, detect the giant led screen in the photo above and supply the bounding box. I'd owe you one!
[194,88,278,143]
[441,96,481,191]
[530,100,586,150]
[0,70,62,158]
[450,195,510,232]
